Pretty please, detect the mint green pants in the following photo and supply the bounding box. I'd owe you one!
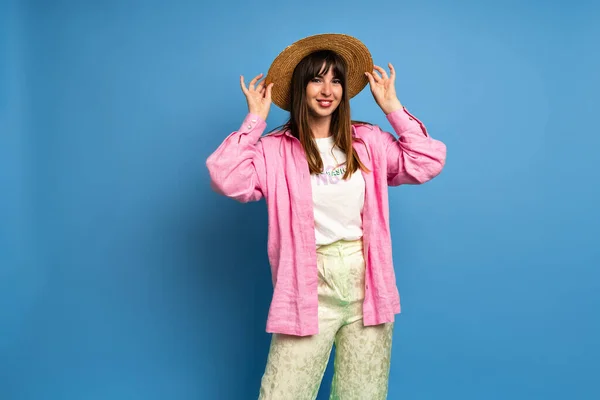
[258,239,394,400]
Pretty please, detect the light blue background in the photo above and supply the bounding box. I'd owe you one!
[1,0,599,399]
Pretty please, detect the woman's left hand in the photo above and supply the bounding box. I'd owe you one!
[365,63,403,115]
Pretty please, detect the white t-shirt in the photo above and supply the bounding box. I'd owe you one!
[311,135,365,246]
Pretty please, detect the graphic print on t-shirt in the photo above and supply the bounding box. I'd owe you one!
[313,162,347,186]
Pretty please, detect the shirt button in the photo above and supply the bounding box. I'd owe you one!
[251,119,257,123]
[247,124,252,129]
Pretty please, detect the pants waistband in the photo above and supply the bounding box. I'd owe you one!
[316,238,363,256]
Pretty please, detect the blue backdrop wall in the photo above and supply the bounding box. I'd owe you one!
[1,0,599,399]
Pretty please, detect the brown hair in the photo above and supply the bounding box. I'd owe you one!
[281,50,371,180]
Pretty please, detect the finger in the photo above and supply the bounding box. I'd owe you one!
[364,72,375,86]
[372,69,383,83]
[373,65,389,79]
[388,63,396,81]
[257,80,265,92]
[265,82,274,100]
[249,73,263,90]
[240,75,249,94]
[249,73,262,86]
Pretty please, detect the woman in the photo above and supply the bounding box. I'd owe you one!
[206,34,446,399]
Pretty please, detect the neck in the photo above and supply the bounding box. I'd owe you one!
[308,115,332,139]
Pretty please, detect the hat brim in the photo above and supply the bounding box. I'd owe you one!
[265,33,373,111]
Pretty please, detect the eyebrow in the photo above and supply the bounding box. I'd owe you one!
[315,69,340,78]
[314,74,341,80]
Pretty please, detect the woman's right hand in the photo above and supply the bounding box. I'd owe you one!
[240,73,274,122]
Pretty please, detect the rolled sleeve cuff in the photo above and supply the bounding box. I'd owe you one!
[237,113,267,139]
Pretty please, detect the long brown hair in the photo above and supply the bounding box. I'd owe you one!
[281,50,371,180]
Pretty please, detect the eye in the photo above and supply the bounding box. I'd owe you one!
[311,77,322,83]
[332,78,342,84]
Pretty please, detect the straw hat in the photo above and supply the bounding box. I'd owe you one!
[264,33,373,111]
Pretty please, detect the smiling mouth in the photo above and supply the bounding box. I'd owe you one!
[317,100,333,107]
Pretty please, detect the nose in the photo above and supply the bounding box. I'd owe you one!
[321,82,332,97]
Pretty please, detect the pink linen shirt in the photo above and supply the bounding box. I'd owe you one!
[206,107,446,336]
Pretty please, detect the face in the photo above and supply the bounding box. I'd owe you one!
[305,63,343,119]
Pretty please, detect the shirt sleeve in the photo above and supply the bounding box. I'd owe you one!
[377,107,447,186]
[206,113,267,202]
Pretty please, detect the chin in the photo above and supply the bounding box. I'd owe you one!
[310,110,333,119]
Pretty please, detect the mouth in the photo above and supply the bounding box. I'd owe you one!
[317,100,333,108]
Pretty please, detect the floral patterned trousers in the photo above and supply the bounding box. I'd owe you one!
[258,239,394,400]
